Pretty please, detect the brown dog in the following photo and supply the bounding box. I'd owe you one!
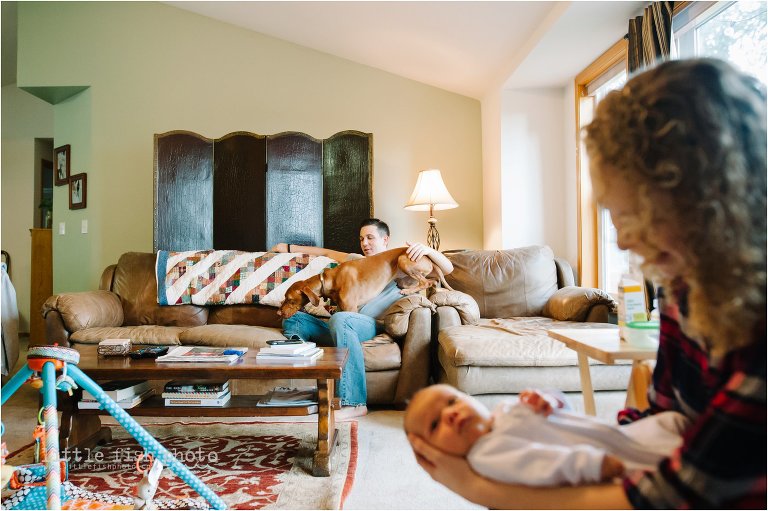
[277,247,452,318]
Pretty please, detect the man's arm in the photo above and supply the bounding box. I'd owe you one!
[270,242,349,262]
[406,242,454,275]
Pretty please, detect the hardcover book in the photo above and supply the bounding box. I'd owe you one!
[161,388,230,399]
[82,380,150,402]
[79,389,154,410]
[164,380,230,393]
[255,348,323,363]
[164,391,232,407]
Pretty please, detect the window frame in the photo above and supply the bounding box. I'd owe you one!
[574,39,627,288]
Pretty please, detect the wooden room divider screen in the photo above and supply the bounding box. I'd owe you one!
[153,130,372,255]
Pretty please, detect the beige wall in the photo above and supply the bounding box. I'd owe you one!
[1,85,54,332]
[16,2,482,292]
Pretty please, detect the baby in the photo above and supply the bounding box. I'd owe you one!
[404,384,688,487]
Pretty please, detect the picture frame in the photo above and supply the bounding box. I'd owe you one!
[69,173,87,210]
[54,145,71,186]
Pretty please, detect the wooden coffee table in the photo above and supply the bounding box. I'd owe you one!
[548,328,657,416]
[61,346,348,476]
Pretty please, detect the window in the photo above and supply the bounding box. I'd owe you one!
[576,1,767,294]
[674,1,767,83]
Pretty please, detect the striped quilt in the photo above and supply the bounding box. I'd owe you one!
[156,250,339,307]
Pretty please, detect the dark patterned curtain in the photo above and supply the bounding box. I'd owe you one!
[627,2,675,72]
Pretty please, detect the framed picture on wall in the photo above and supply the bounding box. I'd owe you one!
[69,173,87,210]
[54,145,71,186]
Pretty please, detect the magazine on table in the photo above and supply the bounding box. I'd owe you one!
[155,346,247,363]
[259,341,317,355]
[257,387,318,407]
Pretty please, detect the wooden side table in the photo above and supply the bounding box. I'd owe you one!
[548,328,657,415]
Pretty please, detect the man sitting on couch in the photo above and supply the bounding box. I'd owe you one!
[271,218,453,418]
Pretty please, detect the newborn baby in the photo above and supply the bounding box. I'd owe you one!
[404,384,688,486]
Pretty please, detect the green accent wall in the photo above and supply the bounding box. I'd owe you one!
[17,2,483,293]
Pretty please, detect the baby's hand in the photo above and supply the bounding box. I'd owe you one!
[600,454,625,480]
[270,243,288,253]
[519,389,561,416]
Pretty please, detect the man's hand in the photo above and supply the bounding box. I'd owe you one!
[270,243,288,253]
[406,241,432,261]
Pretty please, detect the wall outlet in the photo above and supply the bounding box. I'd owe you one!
[58,222,66,235]
[81,219,88,234]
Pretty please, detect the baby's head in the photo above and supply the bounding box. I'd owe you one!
[404,384,493,456]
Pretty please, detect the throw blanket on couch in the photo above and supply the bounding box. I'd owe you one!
[156,250,338,307]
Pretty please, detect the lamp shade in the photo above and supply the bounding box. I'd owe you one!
[404,169,458,211]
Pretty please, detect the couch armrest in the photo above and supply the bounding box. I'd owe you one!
[393,307,432,403]
[430,289,480,325]
[42,290,124,336]
[542,286,617,323]
[383,294,435,338]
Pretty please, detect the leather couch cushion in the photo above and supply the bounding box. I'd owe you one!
[362,334,401,371]
[112,252,207,327]
[155,305,209,327]
[438,318,625,367]
[445,246,559,318]
[438,361,632,394]
[70,325,185,345]
[207,305,282,329]
[112,252,160,325]
[179,324,284,349]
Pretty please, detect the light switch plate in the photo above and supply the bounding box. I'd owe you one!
[81,219,88,234]
[58,222,66,235]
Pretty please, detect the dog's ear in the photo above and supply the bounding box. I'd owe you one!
[301,286,321,306]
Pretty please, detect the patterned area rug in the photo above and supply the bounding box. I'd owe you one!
[7,421,357,510]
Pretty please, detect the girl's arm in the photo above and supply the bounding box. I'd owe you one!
[408,433,632,510]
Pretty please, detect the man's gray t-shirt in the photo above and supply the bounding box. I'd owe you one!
[345,253,403,320]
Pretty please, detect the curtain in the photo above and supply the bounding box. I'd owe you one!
[627,1,675,72]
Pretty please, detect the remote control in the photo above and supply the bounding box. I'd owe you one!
[267,339,304,345]
[129,346,169,359]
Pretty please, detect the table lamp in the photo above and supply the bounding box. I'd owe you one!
[404,169,458,250]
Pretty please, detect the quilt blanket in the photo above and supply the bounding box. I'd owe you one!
[156,250,338,307]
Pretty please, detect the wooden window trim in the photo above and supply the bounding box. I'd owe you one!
[574,38,627,287]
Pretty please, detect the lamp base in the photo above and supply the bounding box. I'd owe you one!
[427,216,440,251]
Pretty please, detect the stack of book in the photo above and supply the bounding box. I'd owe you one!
[256,341,323,365]
[78,380,153,409]
[162,380,232,407]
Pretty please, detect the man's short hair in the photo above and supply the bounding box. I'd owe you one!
[359,218,390,237]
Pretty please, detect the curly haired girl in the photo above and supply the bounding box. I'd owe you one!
[408,58,766,509]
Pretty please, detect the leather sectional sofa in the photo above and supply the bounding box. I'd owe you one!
[431,246,631,410]
[42,252,433,405]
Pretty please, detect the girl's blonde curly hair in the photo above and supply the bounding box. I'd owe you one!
[585,59,766,353]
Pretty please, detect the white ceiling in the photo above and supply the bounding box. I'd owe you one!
[167,1,645,99]
[3,2,644,97]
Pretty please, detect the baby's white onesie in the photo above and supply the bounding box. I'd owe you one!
[466,402,687,486]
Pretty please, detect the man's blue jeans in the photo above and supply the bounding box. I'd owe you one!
[282,311,377,407]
